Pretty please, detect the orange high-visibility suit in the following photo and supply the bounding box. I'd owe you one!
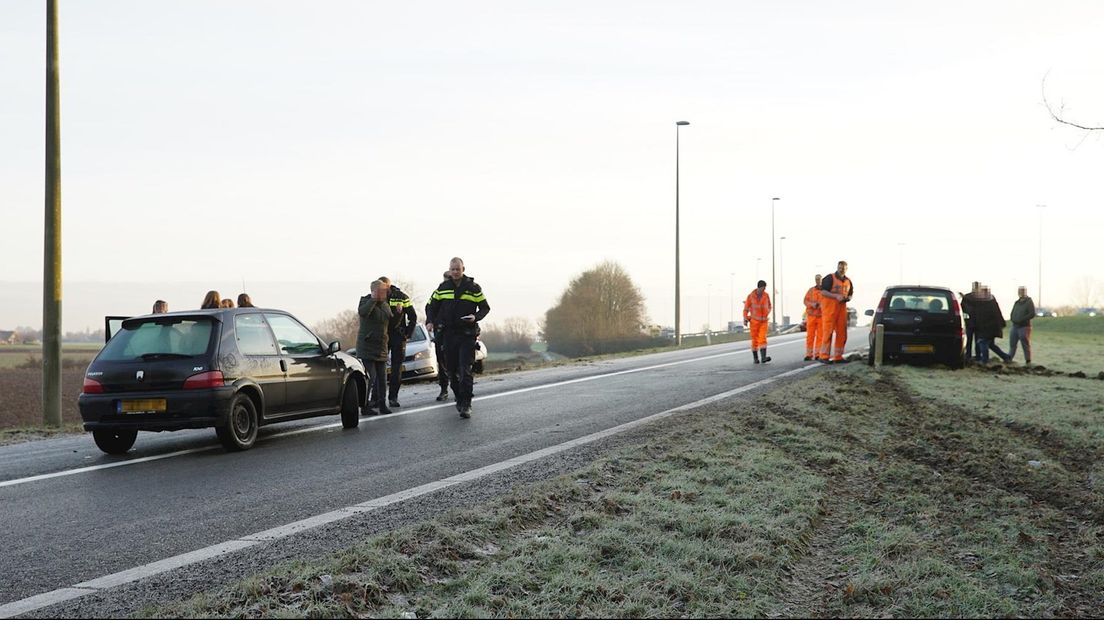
[818,273,853,361]
[804,286,823,359]
[743,290,772,353]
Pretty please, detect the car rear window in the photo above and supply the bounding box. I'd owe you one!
[98,318,216,361]
[886,291,953,314]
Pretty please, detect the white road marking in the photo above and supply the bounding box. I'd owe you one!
[0,336,810,489]
[0,362,820,618]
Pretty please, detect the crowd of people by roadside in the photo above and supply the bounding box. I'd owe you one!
[745,259,854,366]
[358,257,489,420]
[961,282,1036,365]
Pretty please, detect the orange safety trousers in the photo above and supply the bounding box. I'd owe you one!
[818,299,848,361]
[805,314,821,358]
[749,319,769,352]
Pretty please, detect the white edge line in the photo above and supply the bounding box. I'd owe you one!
[0,336,812,490]
[0,361,818,618]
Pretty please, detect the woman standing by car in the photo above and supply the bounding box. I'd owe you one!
[357,280,392,415]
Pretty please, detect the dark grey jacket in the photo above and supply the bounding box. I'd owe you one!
[1010,296,1036,327]
[356,296,392,362]
[973,297,1006,339]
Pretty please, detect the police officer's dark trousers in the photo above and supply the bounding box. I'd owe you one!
[443,331,478,407]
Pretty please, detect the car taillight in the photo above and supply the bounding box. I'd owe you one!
[82,377,104,394]
[876,293,888,313]
[950,297,964,337]
[183,371,225,390]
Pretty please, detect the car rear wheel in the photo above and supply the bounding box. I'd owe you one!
[340,379,360,429]
[92,428,138,455]
[216,393,259,451]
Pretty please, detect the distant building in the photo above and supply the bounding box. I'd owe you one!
[0,330,18,345]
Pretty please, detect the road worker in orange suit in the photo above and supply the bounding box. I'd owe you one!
[818,261,854,363]
[803,274,823,361]
[743,280,773,364]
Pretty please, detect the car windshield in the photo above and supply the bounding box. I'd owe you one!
[887,292,951,314]
[409,325,427,343]
[98,318,215,361]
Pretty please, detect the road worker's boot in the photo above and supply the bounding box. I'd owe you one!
[761,347,771,363]
[753,350,760,364]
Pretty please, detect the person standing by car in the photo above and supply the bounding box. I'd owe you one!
[357,280,393,415]
[1008,286,1036,364]
[370,276,418,408]
[818,261,854,363]
[237,293,255,308]
[960,281,980,363]
[803,274,823,361]
[743,280,772,364]
[427,270,452,402]
[426,258,490,418]
[200,290,221,309]
[972,285,1011,364]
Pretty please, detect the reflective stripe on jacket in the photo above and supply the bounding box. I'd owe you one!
[743,290,772,322]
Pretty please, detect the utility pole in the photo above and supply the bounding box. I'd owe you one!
[1036,204,1046,311]
[674,121,689,345]
[43,0,63,427]
[771,197,780,330]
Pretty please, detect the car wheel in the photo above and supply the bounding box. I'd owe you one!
[946,355,964,370]
[216,393,259,451]
[92,428,138,455]
[340,379,360,429]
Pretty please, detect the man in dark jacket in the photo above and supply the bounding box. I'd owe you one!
[1008,286,1036,364]
[357,280,392,415]
[425,257,490,418]
[972,285,1011,364]
[959,281,980,362]
[426,271,451,402]
[374,276,418,408]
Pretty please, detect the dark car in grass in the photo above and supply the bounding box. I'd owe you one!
[79,308,366,454]
[865,286,964,368]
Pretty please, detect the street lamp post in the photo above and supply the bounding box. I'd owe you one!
[771,197,780,330]
[1036,204,1046,311]
[729,272,735,327]
[675,121,689,346]
[779,236,786,325]
[706,284,712,333]
[43,0,62,427]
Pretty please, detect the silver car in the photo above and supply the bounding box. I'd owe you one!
[349,324,487,380]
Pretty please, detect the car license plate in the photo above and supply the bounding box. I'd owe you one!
[901,344,934,354]
[118,399,167,414]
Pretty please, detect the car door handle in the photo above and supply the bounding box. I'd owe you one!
[280,359,288,373]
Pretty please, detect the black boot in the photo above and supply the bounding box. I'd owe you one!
[436,387,449,402]
[761,347,771,363]
[753,350,760,364]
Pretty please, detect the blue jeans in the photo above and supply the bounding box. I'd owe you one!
[1009,324,1032,362]
[976,338,1009,363]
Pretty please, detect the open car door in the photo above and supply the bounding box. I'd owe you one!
[104,316,130,343]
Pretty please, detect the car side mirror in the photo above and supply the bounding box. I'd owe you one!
[328,341,341,354]
[864,309,874,316]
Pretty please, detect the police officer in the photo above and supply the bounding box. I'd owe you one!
[372,276,417,408]
[425,257,490,418]
[426,271,451,402]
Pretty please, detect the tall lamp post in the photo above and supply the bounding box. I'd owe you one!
[779,236,786,325]
[729,272,735,327]
[43,0,62,427]
[771,197,780,330]
[674,120,689,345]
[1036,204,1046,311]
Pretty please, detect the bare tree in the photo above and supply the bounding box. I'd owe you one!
[1042,74,1103,132]
[313,309,359,351]
[1071,276,1101,309]
[481,317,535,353]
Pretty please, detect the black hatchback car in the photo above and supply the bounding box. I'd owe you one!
[865,286,964,368]
[79,308,366,454]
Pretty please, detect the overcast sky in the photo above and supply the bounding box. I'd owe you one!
[2,1,1102,334]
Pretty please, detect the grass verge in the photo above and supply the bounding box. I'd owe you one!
[147,334,1104,618]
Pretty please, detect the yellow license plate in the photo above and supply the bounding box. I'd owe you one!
[119,399,167,414]
[901,344,934,354]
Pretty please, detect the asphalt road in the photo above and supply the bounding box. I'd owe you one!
[0,328,866,617]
